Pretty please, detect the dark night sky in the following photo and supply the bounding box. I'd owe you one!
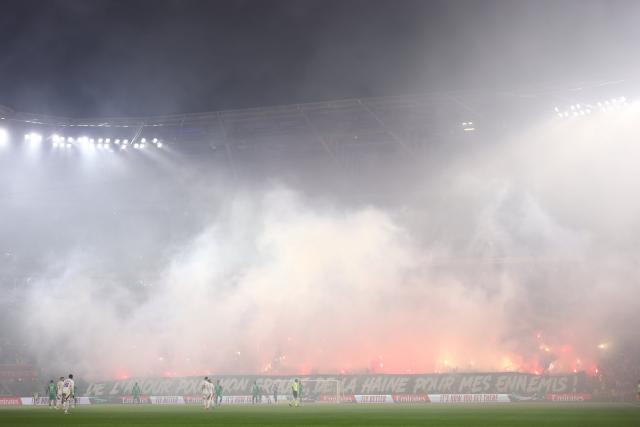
[1,0,640,117]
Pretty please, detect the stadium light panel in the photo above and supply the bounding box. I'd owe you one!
[25,132,43,144]
[105,138,111,143]
[133,143,140,149]
[157,142,163,148]
[124,139,129,144]
[0,128,8,146]
[141,138,146,143]
[153,138,158,143]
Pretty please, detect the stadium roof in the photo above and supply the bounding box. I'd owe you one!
[0,80,632,154]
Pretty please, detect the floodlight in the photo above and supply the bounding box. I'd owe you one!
[133,143,139,149]
[26,133,42,144]
[157,142,163,148]
[141,138,146,143]
[0,128,8,146]
[153,138,158,143]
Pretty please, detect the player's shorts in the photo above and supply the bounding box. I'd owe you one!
[49,393,56,401]
[56,393,62,400]
[202,393,212,400]
[292,391,298,399]
[62,392,71,402]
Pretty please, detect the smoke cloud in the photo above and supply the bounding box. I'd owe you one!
[3,104,640,381]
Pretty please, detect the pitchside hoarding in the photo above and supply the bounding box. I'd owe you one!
[85,372,589,400]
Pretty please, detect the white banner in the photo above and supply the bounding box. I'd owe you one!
[149,396,185,405]
[354,395,394,403]
[428,394,511,403]
[20,396,91,405]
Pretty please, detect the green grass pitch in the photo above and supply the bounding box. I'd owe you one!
[1,403,639,426]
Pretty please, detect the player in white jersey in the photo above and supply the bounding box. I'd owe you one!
[62,374,75,414]
[201,377,214,409]
[56,377,64,409]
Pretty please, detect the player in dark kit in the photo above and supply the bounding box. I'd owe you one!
[215,380,223,406]
[251,381,260,404]
[132,382,141,404]
[47,380,56,408]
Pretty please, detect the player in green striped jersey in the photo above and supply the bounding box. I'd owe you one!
[47,380,56,408]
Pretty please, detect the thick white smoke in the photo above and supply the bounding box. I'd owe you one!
[16,104,640,380]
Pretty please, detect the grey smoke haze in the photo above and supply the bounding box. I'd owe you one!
[3,104,639,379]
[1,0,640,382]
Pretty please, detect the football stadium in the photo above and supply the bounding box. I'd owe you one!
[1,1,640,426]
